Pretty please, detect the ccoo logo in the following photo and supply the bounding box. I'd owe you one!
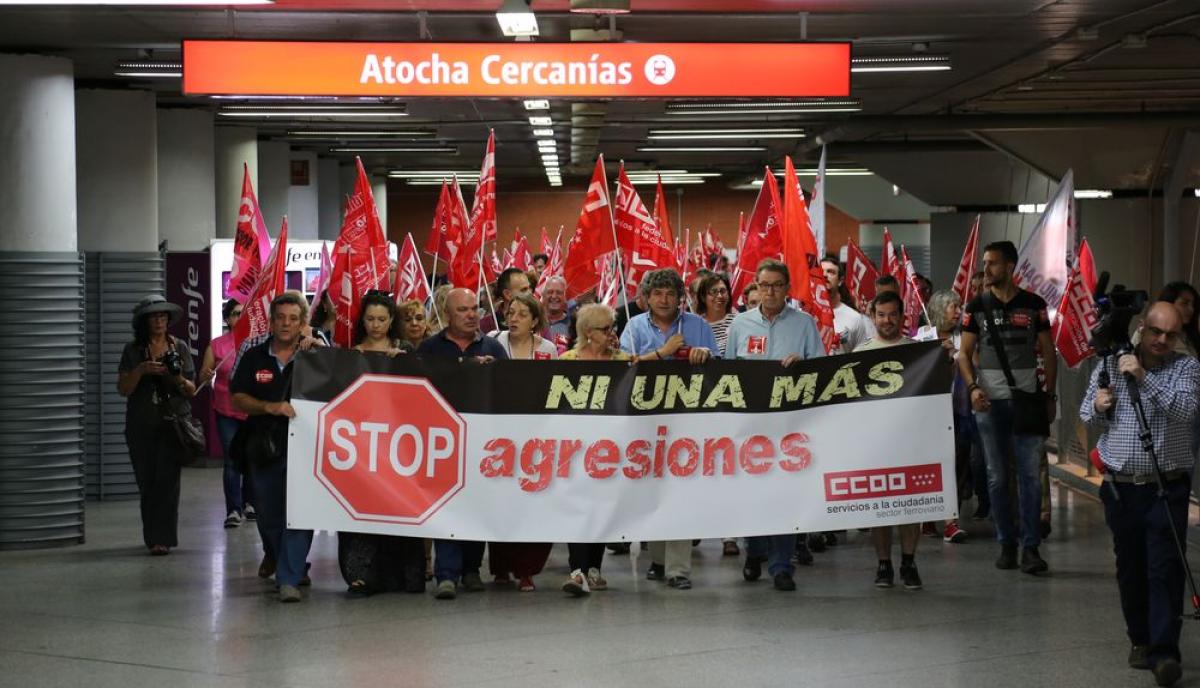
[823,463,943,502]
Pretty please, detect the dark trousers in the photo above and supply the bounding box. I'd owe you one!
[433,540,486,583]
[215,413,254,515]
[1101,475,1191,667]
[338,532,425,592]
[250,458,313,587]
[126,425,181,548]
[568,543,605,573]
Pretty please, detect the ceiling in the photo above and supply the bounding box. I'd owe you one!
[0,0,1197,203]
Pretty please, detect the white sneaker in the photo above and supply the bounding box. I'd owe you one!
[278,584,301,603]
[243,504,257,521]
[562,569,590,597]
[223,511,242,529]
[586,567,607,591]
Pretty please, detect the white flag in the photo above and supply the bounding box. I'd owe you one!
[1014,168,1076,315]
[810,145,827,255]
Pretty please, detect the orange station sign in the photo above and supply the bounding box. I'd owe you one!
[182,40,850,98]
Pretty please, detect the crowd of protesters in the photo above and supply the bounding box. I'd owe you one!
[118,240,1200,686]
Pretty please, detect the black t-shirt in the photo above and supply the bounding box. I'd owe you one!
[962,289,1050,399]
[415,330,509,360]
[230,337,295,435]
[118,335,196,428]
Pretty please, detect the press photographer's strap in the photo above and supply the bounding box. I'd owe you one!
[981,291,1019,390]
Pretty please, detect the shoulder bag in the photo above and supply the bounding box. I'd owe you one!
[980,292,1050,437]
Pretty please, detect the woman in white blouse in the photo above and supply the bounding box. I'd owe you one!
[495,292,558,360]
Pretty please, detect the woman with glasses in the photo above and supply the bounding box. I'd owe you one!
[696,273,737,352]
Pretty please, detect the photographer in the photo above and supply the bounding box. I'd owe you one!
[231,292,319,603]
[117,295,197,556]
[1080,302,1200,687]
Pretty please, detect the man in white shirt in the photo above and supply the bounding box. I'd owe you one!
[821,255,869,354]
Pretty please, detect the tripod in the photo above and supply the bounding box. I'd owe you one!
[1099,352,1200,621]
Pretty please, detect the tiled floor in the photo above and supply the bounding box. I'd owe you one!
[1,469,1197,688]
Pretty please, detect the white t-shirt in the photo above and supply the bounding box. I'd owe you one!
[833,302,870,354]
[495,331,558,360]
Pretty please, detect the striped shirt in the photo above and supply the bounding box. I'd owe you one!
[1079,352,1200,475]
[706,312,737,352]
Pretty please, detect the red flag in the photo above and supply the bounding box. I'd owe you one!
[652,177,678,270]
[310,241,333,299]
[952,215,981,305]
[597,254,625,308]
[393,233,432,304]
[615,165,674,295]
[227,163,273,302]
[845,238,879,308]
[730,168,784,305]
[327,158,391,347]
[233,217,287,350]
[512,232,532,271]
[534,227,565,298]
[490,248,504,278]
[881,228,902,281]
[424,180,457,262]
[900,246,925,337]
[563,156,616,298]
[781,156,837,353]
[1053,238,1100,368]
[449,132,496,289]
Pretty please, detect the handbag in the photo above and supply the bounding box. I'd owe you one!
[162,393,207,459]
[980,292,1050,437]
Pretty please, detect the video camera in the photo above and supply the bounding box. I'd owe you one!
[1087,271,1148,356]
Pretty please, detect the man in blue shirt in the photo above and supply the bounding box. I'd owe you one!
[725,258,823,591]
[416,288,507,599]
[619,268,717,590]
[1081,302,1200,686]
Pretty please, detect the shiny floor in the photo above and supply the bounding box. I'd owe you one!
[1,470,1198,688]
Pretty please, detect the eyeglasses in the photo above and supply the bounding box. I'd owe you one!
[757,281,789,292]
[1145,325,1181,342]
[707,287,729,296]
[593,324,617,333]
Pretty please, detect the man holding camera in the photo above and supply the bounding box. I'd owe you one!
[1080,302,1200,687]
[958,240,1057,575]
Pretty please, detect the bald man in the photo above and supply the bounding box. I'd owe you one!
[416,288,507,599]
[1082,301,1200,686]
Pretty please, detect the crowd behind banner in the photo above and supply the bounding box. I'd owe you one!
[112,141,1200,686]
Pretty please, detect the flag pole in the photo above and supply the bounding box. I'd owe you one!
[610,159,632,324]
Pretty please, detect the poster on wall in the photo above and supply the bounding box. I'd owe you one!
[165,251,216,456]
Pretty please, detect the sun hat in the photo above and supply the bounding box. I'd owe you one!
[131,294,183,327]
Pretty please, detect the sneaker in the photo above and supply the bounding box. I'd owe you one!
[562,569,589,597]
[666,576,692,590]
[586,568,607,591]
[462,571,485,592]
[995,544,1018,570]
[794,541,814,567]
[646,563,665,581]
[1153,658,1182,687]
[1129,645,1149,670]
[773,572,796,591]
[807,533,826,553]
[921,522,938,537]
[242,504,257,521]
[434,580,457,600]
[278,584,301,603]
[1020,546,1049,575]
[723,540,740,557]
[971,503,990,521]
[742,555,764,582]
[900,562,923,590]
[874,561,895,588]
[943,521,968,544]
[518,576,535,592]
[223,511,242,529]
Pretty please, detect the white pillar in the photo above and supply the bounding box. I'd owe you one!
[317,157,341,240]
[214,126,257,239]
[372,175,389,237]
[257,140,290,233]
[287,150,319,240]
[0,54,76,251]
[76,89,158,252]
[157,109,215,251]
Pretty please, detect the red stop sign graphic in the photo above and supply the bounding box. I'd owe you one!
[314,374,466,524]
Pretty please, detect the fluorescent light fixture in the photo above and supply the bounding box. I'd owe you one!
[219,110,408,119]
[1074,189,1113,199]
[638,146,766,153]
[549,180,563,187]
[528,116,553,126]
[496,0,539,37]
[851,55,951,73]
[532,128,554,137]
[648,128,805,140]
[666,99,861,116]
[570,0,630,13]
[523,99,550,110]
[114,71,181,78]
[630,178,707,185]
[669,107,860,116]
[1194,188,1200,198]
[330,146,457,153]
[541,156,560,163]
[287,130,434,137]
[407,179,477,186]
[1018,203,1048,214]
[537,139,557,148]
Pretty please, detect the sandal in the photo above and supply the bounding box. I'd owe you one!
[149,545,170,556]
[347,580,370,597]
[722,540,740,557]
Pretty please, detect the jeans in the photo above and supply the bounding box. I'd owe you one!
[215,414,253,515]
[746,534,797,576]
[974,399,1044,548]
[1101,476,1191,667]
[250,458,313,586]
[434,540,462,583]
